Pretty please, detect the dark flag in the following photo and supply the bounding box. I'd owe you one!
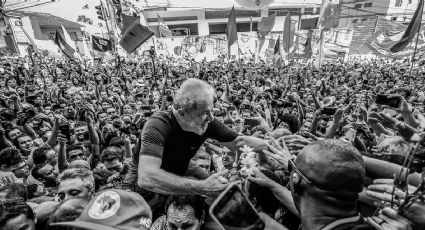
[121,14,139,35]
[119,20,154,54]
[274,35,280,56]
[92,35,112,52]
[225,6,238,54]
[257,14,276,53]
[54,31,75,59]
[390,0,424,52]
[305,30,313,58]
[283,12,291,53]
[300,17,319,30]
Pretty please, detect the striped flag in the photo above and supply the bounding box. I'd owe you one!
[362,17,425,57]
[158,14,173,37]
[54,31,75,60]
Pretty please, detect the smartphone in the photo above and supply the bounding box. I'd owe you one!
[244,118,260,127]
[375,94,401,108]
[59,123,71,140]
[321,107,337,116]
[345,128,357,142]
[210,183,265,230]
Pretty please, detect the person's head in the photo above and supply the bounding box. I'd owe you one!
[290,139,365,215]
[14,134,34,154]
[74,122,88,142]
[246,168,280,216]
[174,78,215,135]
[0,147,22,172]
[11,160,29,179]
[165,195,205,230]
[222,151,236,169]
[0,183,28,201]
[31,163,58,187]
[49,197,90,224]
[49,189,152,230]
[66,145,85,162]
[100,146,125,174]
[277,113,300,134]
[192,150,212,173]
[57,168,95,202]
[123,104,133,114]
[97,111,108,124]
[0,199,35,230]
[106,107,118,118]
[7,128,22,141]
[32,146,57,166]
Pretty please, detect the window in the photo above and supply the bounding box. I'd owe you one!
[354,4,362,8]
[395,0,402,7]
[304,7,314,14]
[391,16,398,21]
[364,2,372,7]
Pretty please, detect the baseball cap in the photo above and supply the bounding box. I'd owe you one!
[50,189,152,230]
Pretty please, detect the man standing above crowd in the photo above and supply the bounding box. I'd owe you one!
[134,78,269,197]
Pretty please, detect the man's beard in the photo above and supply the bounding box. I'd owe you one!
[186,119,208,135]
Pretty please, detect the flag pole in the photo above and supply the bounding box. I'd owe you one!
[408,18,422,78]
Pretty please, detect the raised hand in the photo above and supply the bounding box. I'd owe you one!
[248,167,276,188]
[365,208,413,230]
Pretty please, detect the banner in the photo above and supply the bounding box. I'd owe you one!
[364,17,425,57]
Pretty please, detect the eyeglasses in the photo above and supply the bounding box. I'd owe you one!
[288,159,312,185]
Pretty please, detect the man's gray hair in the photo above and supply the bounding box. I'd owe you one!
[59,168,95,192]
[174,78,215,112]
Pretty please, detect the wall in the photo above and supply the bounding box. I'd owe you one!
[143,5,321,36]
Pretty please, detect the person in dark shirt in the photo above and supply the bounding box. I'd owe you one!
[135,78,269,197]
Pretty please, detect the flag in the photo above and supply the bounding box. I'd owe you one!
[54,31,75,59]
[121,14,139,35]
[158,14,173,37]
[283,12,291,53]
[225,6,238,54]
[92,35,113,52]
[274,36,282,67]
[81,38,93,62]
[305,30,313,58]
[317,0,341,30]
[362,17,425,58]
[390,0,424,52]
[119,20,154,54]
[61,25,77,51]
[274,35,280,56]
[257,14,276,53]
[300,17,319,30]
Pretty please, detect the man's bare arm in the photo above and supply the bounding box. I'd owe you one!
[137,155,227,196]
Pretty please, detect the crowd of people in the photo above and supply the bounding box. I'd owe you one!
[0,52,424,230]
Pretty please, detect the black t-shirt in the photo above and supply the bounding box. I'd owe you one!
[139,111,238,175]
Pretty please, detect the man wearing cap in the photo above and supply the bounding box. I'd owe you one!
[132,78,268,198]
[50,189,152,230]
